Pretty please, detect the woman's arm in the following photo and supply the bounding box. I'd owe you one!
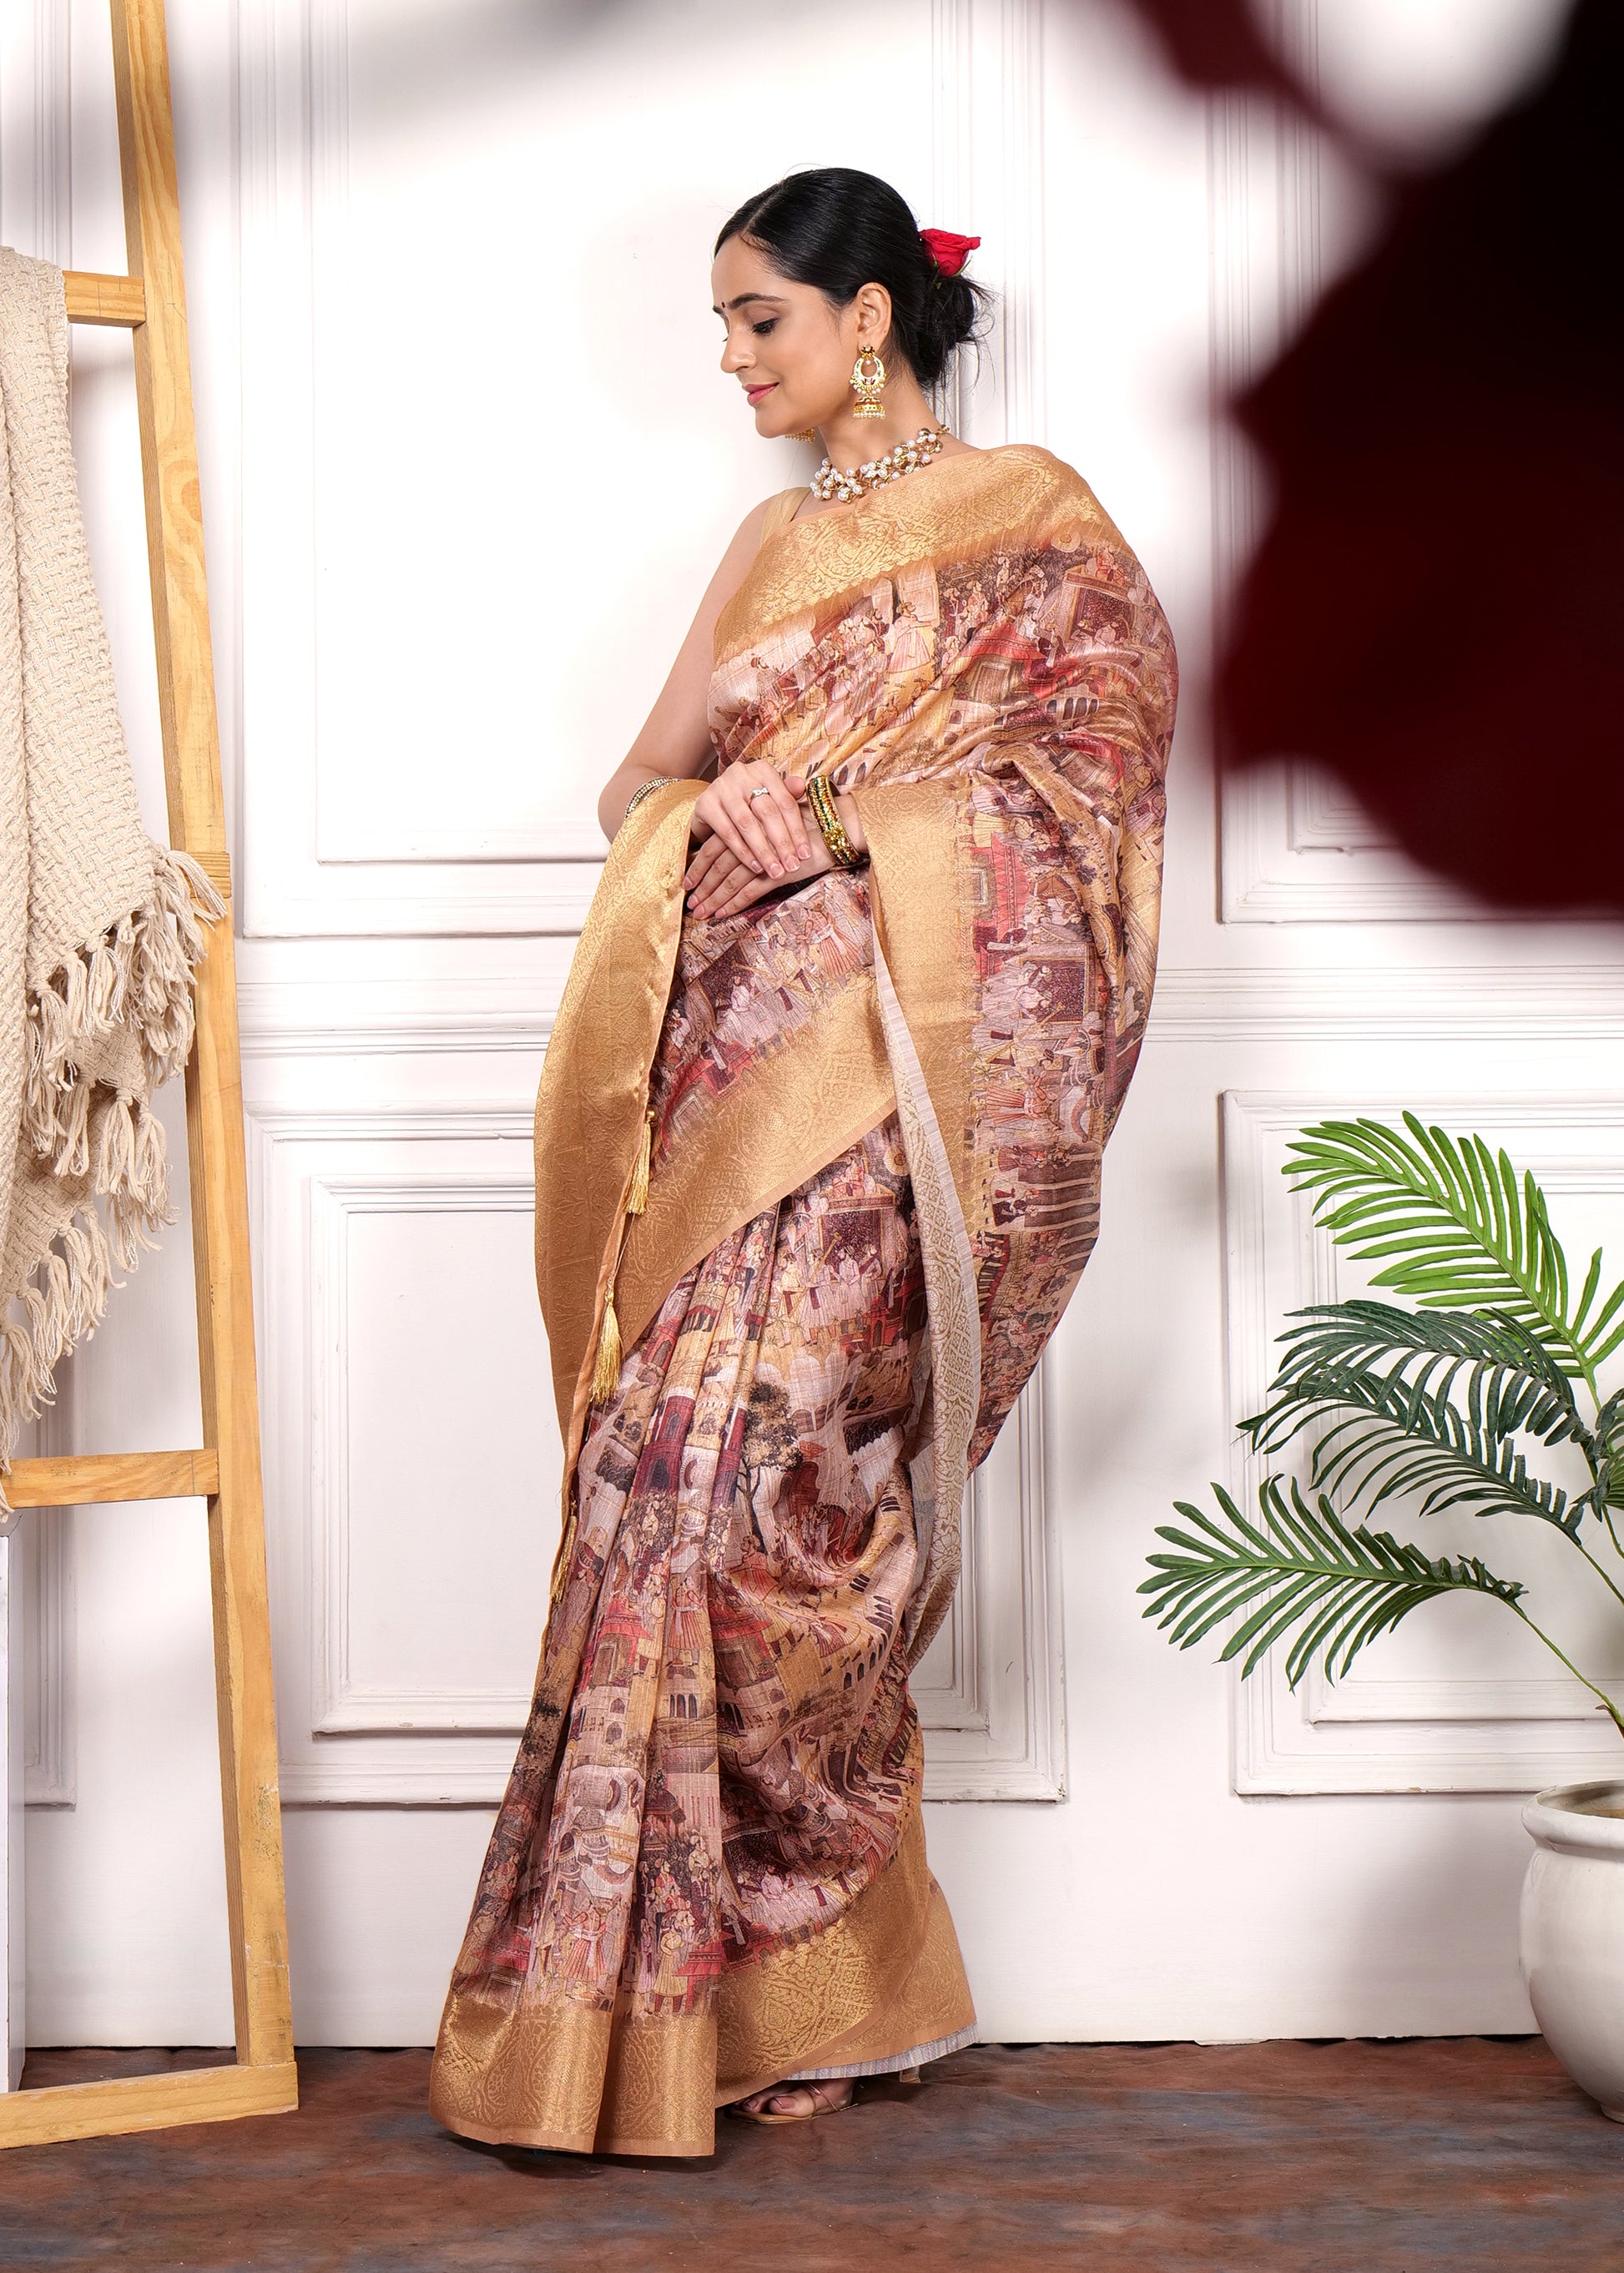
[596,500,804,884]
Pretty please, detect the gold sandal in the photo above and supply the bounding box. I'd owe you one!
[727,2079,852,2125]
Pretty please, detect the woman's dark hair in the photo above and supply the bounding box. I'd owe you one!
[714,167,988,388]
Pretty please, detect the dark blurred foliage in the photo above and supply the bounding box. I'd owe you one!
[1126,0,1619,915]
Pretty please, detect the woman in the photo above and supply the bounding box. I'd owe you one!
[429,168,1177,2157]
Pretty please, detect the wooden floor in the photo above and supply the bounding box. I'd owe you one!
[2,2038,1621,2270]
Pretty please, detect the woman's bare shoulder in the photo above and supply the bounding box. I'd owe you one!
[695,489,804,625]
[754,486,809,543]
[717,488,802,565]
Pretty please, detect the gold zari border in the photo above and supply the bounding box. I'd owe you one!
[429,1993,718,2160]
[717,1807,975,2104]
[714,444,1119,667]
[533,780,704,1445]
[615,970,895,1359]
[429,1804,975,2158]
[856,779,974,1224]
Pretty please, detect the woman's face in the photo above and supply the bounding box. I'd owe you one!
[710,234,882,439]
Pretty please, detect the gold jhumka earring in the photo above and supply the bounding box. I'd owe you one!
[850,343,886,420]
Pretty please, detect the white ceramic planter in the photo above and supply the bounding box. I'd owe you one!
[1521,1779,1624,2119]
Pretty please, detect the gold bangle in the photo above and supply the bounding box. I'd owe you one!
[805,771,860,868]
[621,774,674,827]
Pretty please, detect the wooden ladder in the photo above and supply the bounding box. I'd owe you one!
[0,0,296,2147]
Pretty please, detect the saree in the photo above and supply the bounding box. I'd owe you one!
[429,445,1177,2157]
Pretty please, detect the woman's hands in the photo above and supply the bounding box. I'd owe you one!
[687,818,831,920]
[688,760,810,883]
[684,776,868,921]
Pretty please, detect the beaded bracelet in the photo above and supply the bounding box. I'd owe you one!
[621,774,675,827]
[805,770,860,869]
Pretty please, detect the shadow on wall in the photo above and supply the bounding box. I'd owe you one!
[312,0,634,135]
[1118,0,1620,920]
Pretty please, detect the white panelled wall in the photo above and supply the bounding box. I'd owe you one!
[3,0,1616,2050]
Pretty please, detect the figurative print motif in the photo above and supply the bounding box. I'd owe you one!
[709,463,1175,1456]
[449,1123,927,2023]
[648,864,875,1177]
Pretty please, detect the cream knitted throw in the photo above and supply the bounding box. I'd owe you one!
[0,247,222,1506]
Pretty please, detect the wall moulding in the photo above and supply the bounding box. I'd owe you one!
[1145,964,1624,1045]
[19,1537,73,1808]
[1219,762,1495,925]
[915,1371,1066,1804]
[305,1167,543,1739]
[1223,1089,1624,1794]
[236,972,557,1059]
[0,0,71,270]
[247,1099,547,1807]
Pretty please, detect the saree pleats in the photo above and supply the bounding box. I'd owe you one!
[431,1125,976,2157]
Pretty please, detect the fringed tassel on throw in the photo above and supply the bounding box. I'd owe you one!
[0,1203,119,1508]
[21,841,225,1168]
[0,842,225,1510]
[129,848,226,1078]
[93,1084,137,1196]
[54,1073,91,1178]
[99,1094,172,1268]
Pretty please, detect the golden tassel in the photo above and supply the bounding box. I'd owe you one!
[548,1500,577,1608]
[590,1288,623,1404]
[628,1110,653,1217]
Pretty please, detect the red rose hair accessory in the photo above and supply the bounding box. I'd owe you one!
[919,228,981,277]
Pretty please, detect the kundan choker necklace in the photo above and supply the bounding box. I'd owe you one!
[810,426,946,504]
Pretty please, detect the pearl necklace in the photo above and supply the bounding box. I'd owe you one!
[810,426,946,504]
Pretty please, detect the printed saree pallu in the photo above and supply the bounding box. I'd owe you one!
[429,446,1178,2157]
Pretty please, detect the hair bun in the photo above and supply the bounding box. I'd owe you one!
[914,239,983,378]
[716,168,991,389]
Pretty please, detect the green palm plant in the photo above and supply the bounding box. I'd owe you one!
[1142,1113,1624,1741]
